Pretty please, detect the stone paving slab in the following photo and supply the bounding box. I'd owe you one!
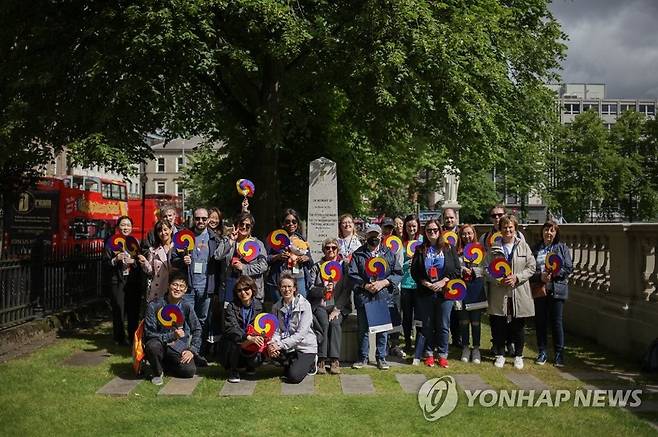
[453,374,493,392]
[219,380,256,396]
[281,375,315,395]
[340,375,375,394]
[395,374,427,394]
[504,373,550,391]
[158,376,203,396]
[96,376,142,396]
[63,349,110,366]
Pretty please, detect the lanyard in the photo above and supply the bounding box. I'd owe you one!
[241,304,253,333]
[283,300,295,336]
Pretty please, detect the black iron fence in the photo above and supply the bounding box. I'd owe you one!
[0,241,103,329]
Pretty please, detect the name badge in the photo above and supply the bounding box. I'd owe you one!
[292,266,301,275]
[428,266,438,282]
[193,262,203,274]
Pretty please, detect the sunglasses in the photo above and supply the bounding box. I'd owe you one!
[284,219,298,225]
[194,217,208,221]
[238,222,252,229]
[235,287,251,293]
[426,228,440,233]
[323,246,338,251]
[490,213,504,218]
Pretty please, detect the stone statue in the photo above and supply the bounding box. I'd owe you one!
[442,164,461,204]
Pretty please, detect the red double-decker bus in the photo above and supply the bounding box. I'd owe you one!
[128,194,183,240]
[2,175,128,254]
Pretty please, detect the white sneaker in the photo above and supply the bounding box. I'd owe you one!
[514,356,524,370]
[494,355,505,368]
[471,348,481,364]
[461,347,471,363]
[412,358,421,366]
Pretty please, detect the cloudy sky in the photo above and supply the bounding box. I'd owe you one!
[549,0,658,99]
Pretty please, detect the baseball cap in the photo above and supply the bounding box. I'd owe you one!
[365,224,382,235]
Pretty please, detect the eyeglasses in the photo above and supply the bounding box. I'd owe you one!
[490,213,504,219]
[280,285,295,290]
[235,287,251,293]
[426,228,439,233]
[238,222,252,229]
[170,282,187,290]
[284,219,297,225]
[323,246,338,251]
[194,217,208,221]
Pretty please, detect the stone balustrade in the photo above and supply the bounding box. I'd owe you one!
[481,223,658,358]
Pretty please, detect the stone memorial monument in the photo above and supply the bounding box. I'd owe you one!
[307,157,338,262]
[441,163,461,221]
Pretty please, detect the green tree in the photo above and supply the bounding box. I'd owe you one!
[2,0,565,232]
[554,111,617,222]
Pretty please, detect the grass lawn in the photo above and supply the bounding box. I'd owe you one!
[0,319,656,436]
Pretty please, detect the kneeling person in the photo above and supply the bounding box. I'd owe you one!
[143,272,202,385]
[269,272,317,384]
[219,275,264,383]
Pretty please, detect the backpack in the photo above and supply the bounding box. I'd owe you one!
[641,338,658,372]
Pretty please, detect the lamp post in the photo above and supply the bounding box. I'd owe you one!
[139,162,148,241]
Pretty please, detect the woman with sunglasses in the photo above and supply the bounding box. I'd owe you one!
[266,209,313,302]
[214,211,268,304]
[268,273,317,384]
[307,238,352,374]
[410,219,461,368]
[218,275,264,383]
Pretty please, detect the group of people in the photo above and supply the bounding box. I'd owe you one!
[102,202,572,386]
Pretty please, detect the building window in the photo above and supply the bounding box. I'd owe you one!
[639,104,656,116]
[620,103,636,113]
[604,123,613,130]
[155,180,166,194]
[582,103,598,113]
[176,156,184,172]
[564,103,580,115]
[601,104,617,115]
[157,157,165,173]
[175,182,184,198]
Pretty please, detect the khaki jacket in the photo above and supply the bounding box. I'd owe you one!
[485,238,536,318]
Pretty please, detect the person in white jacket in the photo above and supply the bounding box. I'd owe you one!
[268,272,318,384]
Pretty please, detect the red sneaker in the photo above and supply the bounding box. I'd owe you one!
[438,357,449,368]
[425,356,435,367]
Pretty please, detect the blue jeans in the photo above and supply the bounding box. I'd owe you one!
[185,288,210,340]
[356,306,388,361]
[416,293,453,358]
[534,295,565,354]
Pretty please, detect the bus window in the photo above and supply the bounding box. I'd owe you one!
[72,176,84,190]
[102,183,112,199]
[111,183,122,200]
[84,177,100,193]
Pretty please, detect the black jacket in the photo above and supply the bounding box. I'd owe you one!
[223,300,263,344]
[410,244,461,297]
[530,241,573,300]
